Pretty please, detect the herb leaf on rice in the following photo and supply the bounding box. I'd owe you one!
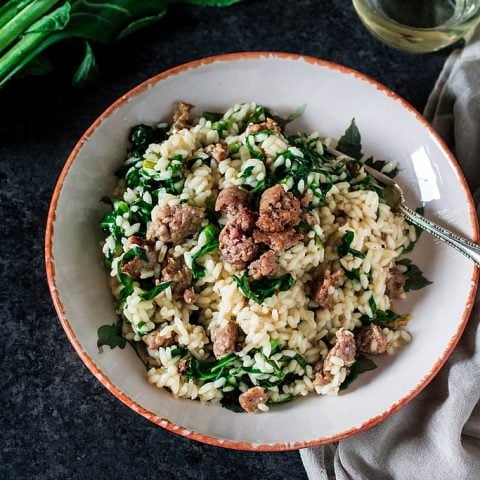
[98,101,423,413]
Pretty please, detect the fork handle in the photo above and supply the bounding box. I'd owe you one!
[400,205,480,266]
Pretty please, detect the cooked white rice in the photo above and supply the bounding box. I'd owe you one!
[100,102,416,412]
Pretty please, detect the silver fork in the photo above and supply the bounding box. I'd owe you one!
[326,145,480,266]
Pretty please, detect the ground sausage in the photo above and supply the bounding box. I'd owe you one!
[248,118,281,135]
[211,321,239,358]
[143,329,175,350]
[356,324,388,355]
[121,237,156,278]
[314,328,356,387]
[256,184,301,233]
[385,266,407,298]
[161,255,195,303]
[253,228,303,253]
[239,386,268,413]
[172,101,194,130]
[147,204,204,244]
[311,269,343,308]
[328,328,357,364]
[248,250,280,280]
[205,143,229,162]
[178,358,188,373]
[219,208,258,267]
[215,186,251,216]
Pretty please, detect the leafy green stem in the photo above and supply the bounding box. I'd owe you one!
[0,0,34,31]
[0,0,62,56]
[0,2,70,87]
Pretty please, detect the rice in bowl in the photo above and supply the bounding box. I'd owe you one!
[99,101,424,413]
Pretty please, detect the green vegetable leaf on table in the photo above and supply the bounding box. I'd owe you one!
[0,0,246,88]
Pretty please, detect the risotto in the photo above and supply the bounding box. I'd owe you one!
[99,102,421,413]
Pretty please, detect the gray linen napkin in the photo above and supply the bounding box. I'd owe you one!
[301,26,480,480]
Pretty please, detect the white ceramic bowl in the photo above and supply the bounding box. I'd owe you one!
[46,52,479,450]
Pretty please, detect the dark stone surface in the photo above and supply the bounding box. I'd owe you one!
[0,1,450,479]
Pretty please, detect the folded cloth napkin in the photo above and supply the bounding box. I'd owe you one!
[301,25,480,480]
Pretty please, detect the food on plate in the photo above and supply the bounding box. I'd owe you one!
[99,102,431,412]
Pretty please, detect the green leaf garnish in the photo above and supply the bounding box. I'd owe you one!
[97,318,126,350]
[395,258,432,291]
[139,281,175,300]
[191,224,220,279]
[337,118,362,160]
[340,355,377,390]
[232,272,295,304]
[337,230,365,259]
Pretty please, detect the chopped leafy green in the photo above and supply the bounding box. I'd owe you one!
[340,355,377,390]
[202,111,223,122]
[240,165,254,179]
[396,258,432,291]
[191,224,220,279]
[337,230,365,259]
[294,354,307,369]
[139,281,175,300]
[97,318,126,350]
[228,142,240,154]
[361,308,399,325]
[129,123,168,158]
[115,246,148,299]
[170,346,188,358]
[183,353,238,382]
[352,174,384,197]
[266,104,306,130]
[268,337,281,355]
[337,118,362,160]
[232,272,295,304]
[344,268,361,282]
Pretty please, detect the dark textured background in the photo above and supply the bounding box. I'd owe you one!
[0,1,451,478]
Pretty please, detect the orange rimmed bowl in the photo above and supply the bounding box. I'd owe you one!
[45,52,478,451]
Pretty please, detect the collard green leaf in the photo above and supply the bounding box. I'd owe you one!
[72,40,98,87]
[337,118,363,160]
[65,0,169,44]
[340,355,377,390]
[0,3,72,88]
[97,318,126,350]
[396,258,432,291]
[25,1,70,33]
[0,0,34,31]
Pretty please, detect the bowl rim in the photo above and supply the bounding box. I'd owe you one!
[45,51,479,451]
